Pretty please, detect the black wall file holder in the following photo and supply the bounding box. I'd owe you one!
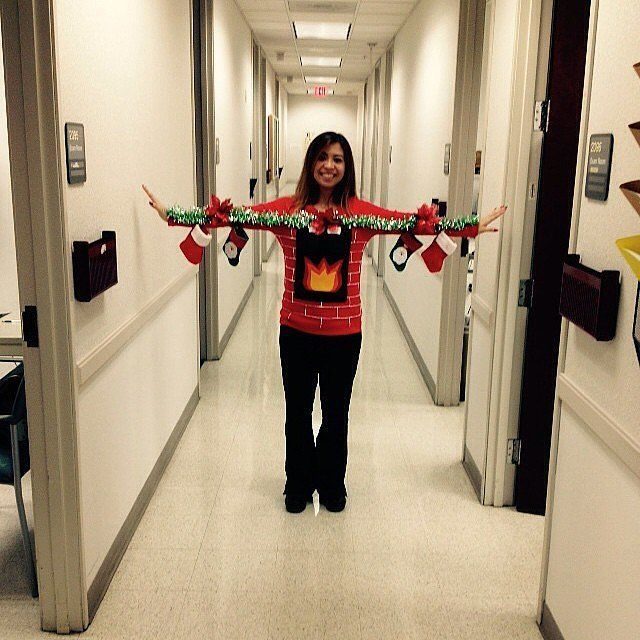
[559,254,620,341]
[72,231,118,302]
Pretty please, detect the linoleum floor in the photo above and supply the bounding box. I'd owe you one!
[0,250,544,638]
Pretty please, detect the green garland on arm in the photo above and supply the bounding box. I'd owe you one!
[226,207,314,229]
[166,205,314,229]
[166,205,210,226]
[336,213,417,232]
[435,214,478,233]
[166,204,478,234]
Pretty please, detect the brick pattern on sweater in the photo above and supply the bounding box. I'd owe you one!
[275,227,373,336]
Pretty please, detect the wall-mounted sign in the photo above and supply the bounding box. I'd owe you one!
[65,123,86,184]
[444,143,451,175]
[314,86,328,97]
[585,133,613,200]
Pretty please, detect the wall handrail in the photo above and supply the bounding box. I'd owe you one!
[557,372,640,480]
[76,269,196,386]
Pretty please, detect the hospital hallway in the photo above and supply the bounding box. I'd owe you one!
[63,252,539,640]
[2,0,639,637]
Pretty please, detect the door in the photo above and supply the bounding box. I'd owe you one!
[515,0,591,515]
[462,0,518,502]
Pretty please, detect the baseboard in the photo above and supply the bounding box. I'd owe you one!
[217,280,254,358]
[87,385,199,622]
[382,281,436,400]
[462,444,482,501]
[539,602,565,640]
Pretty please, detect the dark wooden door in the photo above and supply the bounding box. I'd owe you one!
[515,0,591,515]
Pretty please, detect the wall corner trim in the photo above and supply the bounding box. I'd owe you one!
[539,601,565,640]
[557,373,640,479]
[76,269,197,386]
[87,384,199,622]
[382,280,436,401]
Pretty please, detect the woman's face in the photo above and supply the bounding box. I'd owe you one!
[313,142,345,192]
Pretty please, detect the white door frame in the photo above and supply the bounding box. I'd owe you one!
[197,0,219,359]
[2,0,87,631]
[439,0,487,407]
[251,39,262,275]
[259,54,268,261]
[376,46,395,278]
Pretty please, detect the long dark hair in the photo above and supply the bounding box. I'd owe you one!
[293,131,357,211]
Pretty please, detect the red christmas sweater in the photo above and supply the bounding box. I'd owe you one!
[168,195,478,336]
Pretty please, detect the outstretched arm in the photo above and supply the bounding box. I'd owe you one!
[362,199,507,273]
[143,185,298,232]
[345,199,506,238]
[143,185,296,265]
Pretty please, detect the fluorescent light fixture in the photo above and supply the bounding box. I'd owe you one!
[300,56,342,67]
[305,76,337,84]
[294,22,351,40]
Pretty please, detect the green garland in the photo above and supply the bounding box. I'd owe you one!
[336,213,417,232]
[227,207,314,229]
[436,214,478,233]
[166,204,478,233]
[166,205,210,226]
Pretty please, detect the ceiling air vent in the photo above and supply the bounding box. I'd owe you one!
[288,1,357,14]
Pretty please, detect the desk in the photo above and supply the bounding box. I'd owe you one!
[0,313,23,359]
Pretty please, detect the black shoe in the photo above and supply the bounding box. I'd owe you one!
[319,493,346,513]
[285,494,313,514]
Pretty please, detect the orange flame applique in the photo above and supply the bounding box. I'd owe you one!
[303,258,343,293]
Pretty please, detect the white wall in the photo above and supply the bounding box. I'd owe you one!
[53,0,198,585]
[384,0,461,381]
[213,0,254,337]
[544,0,640,636]
[0,34,19,316]
[285,94,361,188]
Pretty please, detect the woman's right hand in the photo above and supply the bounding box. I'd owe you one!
[142,184,168,222]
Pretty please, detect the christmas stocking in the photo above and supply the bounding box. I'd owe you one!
[179,225,212,265]
[389,232,423,271]
[421,232,457,273]
[222,226,249,266]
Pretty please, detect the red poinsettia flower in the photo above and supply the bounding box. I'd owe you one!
[205,195,233,226]
[414,203,440,234]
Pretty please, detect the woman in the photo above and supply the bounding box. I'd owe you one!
[143,131,506,514]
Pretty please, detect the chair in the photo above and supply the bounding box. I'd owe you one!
[0,364,38,597]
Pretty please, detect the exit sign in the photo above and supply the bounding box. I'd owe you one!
[314,86,328,97]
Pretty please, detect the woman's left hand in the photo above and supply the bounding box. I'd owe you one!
[478,205,507,234]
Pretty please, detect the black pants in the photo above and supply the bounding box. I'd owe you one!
[279,325,362,498]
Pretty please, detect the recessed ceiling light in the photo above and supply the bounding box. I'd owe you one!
[294,22,351,40]
[305,76,337,84]
[300,56,342,67]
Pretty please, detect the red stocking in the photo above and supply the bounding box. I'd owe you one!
[179,225,211,265]
[421,232,457,273]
